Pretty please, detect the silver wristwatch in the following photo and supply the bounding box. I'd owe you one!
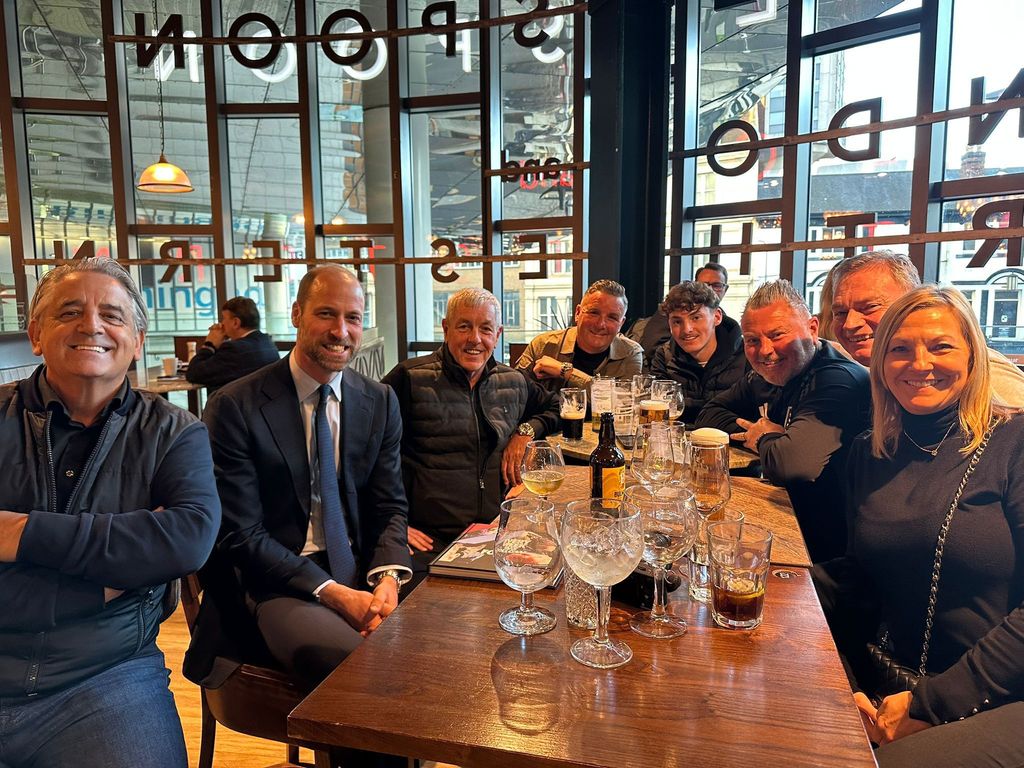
[376,569,404,594]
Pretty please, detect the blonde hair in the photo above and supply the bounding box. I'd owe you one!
[869,286,1006,458]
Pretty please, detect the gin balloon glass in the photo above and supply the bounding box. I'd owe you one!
[560,499,644,668]
[495,498,561,635]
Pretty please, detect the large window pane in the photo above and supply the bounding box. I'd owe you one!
[696,0,788,207]
[317,1,393,225]
[17,0,105,99]
[123,1,211,220]
[227,118,305,262]
[815,0,920,32]
[943,0,1024,182]
[499,0,575,221]
[406,0,479,97]
[26,114,116,260]
[692,217,781,317]
[500,229,575,363]
[0,237,16,331]
[223,0,298,104]
[938,195,1024,360]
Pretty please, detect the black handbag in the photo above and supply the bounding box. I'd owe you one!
[864,427,993,702]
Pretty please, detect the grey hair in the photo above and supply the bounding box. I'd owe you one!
[446,287,502,324]
[743,279,810,319]
[29,257,149,333]
[829,249,921,294]
[583,279,628,312]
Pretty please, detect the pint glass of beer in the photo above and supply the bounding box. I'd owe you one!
[637,398,669,425]
[560,388,587,443]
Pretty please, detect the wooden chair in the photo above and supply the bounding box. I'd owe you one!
[508,342,528,367]
[179,575,330,768]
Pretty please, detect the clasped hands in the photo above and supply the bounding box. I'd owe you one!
[853,691,931,746]
[731,417,785,452]
[317,578,398,637]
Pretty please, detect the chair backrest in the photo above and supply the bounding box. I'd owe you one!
[181,573,203,634]
[508,342,528,366]
[173,335,206,362]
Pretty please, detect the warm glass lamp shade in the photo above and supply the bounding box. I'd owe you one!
[137,154,194,193]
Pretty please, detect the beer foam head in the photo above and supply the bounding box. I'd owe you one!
[690,427,729,446]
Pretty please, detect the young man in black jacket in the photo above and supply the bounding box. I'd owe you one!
[649,280,747,424]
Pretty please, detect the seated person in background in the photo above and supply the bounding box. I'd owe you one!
[185,296,280,393]
[695,261,731,303]
[814,287,1024,768]
[648,280,746,424]
[516,279,642,394]
[829,249,1024,405]
[0,258,220,768]
[383,288,560,586]
[696,279,869,562]
[185,266,411,698]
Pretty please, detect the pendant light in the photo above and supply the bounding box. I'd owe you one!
[137,0,194,194]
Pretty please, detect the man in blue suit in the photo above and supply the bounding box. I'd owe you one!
[185,265,411,692]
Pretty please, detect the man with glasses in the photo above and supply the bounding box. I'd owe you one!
[695,262,730,301]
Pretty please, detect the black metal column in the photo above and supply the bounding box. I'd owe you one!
[587,0,672,318]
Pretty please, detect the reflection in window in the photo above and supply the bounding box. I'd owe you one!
[17,0,105,99]
[0,237,16,331]
[26,114,116,262]
[537,296,566,331]
[499,0,575,221]
[815,0,921,33]
[227,118,305,261]
[500,230,574,355]
[944,0,1024,182]
[123,1,211,219]
[222,0,298,103]
[317,0,393,225]
[692,218,781,317]
[406,0,480,98]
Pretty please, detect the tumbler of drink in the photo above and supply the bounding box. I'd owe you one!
[637,399,669,425]
[631,374,654,400]
[706,521,772,630]
[590,376,613,432]
[560,388,587,443]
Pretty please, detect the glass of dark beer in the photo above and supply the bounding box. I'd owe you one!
[560,387,587,443]
[706,521,773,629]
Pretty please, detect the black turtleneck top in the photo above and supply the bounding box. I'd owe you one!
[840,407,1024,725]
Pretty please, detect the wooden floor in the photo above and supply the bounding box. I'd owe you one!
[159,605,317,768]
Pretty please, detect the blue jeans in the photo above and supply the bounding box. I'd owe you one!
[0,650,187,768]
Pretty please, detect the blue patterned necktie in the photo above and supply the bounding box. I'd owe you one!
[315,383,357,587]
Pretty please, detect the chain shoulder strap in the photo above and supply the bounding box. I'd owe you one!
[917,423,996,675]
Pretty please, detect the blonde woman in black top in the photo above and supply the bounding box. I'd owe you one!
[817,286,1024,767]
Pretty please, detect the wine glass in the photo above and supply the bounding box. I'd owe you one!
[560,499,644,668]
[630,424,673,487]
[559,388,588,445]
[520,440,566,499]
[494,498,562,635]
[624,484,698,639]
[668,424,691,484]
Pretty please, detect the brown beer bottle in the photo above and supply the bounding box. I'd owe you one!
[590,411,625,499]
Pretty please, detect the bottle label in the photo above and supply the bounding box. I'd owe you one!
[601,466,625,499]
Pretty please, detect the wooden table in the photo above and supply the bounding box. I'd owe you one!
[550,429,760,471]
[289,574,876,768]
[548,465,809,568]
[129,367,204,417]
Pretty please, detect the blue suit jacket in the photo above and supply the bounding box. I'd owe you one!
[184,355,410,684]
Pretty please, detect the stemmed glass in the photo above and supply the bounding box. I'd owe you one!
[560,499,644,668]
[624,485,698,638]
[494,498,562,635]
[630,424,674,488]
[668,424,691,484]
[520,440,566,499]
